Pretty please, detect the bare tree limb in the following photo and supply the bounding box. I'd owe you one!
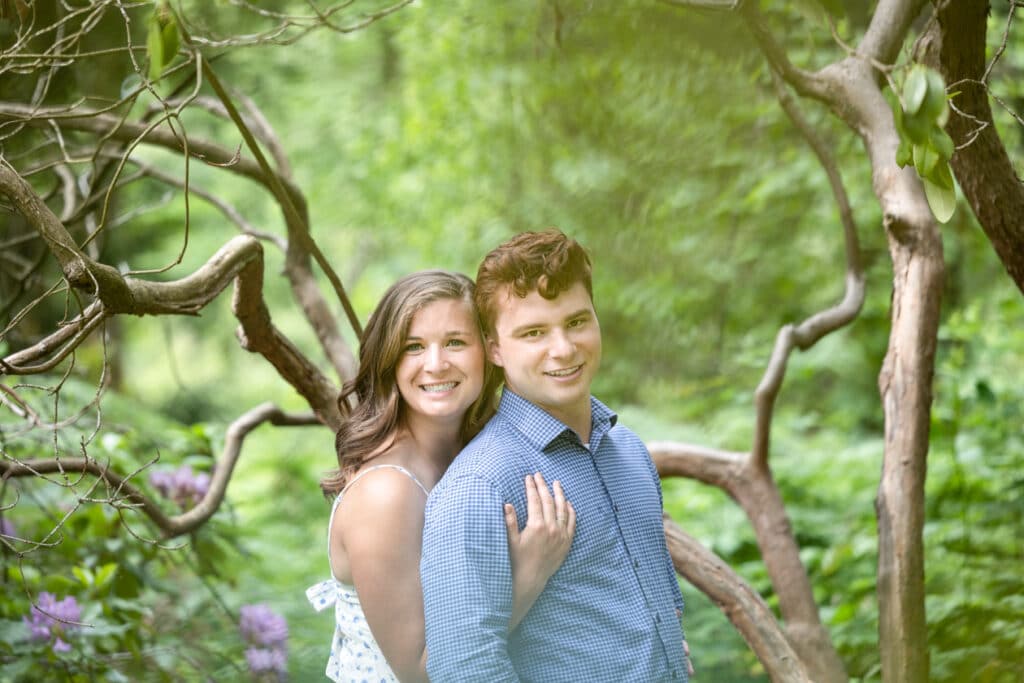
[737,3,831,103]
[648,441,745,492]
[1,161,340,424]
[858,0,930,68]
[663,516,812,682]
[1,302,106,374]
[0,404,320,539]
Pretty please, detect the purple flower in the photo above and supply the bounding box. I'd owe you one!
[245,646,287,675]
[239,604,288,648]
[0,518,16,538]
[23,592,80,652]
[149,464,211,509]
[240,604,288,678]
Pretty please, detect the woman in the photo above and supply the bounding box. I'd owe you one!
[306,271,575,683]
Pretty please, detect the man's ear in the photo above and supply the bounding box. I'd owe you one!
[486,336,504,367]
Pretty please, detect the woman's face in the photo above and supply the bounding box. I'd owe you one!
[395,298,485,429]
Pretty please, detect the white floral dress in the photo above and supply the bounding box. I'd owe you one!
[306,464,428,683]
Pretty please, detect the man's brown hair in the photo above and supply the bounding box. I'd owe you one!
[474,229,593,335]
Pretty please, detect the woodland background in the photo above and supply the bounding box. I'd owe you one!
[0,1,1022,681]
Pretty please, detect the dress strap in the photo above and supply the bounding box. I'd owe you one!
[341,464,429,497]
[324,464,429,582]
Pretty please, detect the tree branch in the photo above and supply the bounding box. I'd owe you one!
[920,0,1024,296]
[738,2,831,103]
[663,516,812,682]
[751,72,866,469]
[858,0,930,68]
[0,404,320,539]
[648,441,746,492]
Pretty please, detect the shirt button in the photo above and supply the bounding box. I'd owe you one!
[613,504,619,513]
[671,670,678,679]
[633,559,639,569]
[655,613,662,623]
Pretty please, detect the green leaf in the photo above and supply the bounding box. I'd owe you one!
[902,109,930,145]
[922,67,948,122]
[895,137,912,167]
[929,125,955,161]
[161,15,179,67]
[913,143,939,177]
[923,175,956,223]
[927,159,955,191]
[73,566,94,587]
[904,65,928,116]
[93,563,118,591]
[147,17,163,82]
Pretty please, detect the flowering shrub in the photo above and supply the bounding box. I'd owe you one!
[149,464,212,509]
[239,603,289,680]
[23,592,81,654]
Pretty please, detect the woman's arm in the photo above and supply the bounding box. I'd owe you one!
[335,469,430,683]
[504,472,576,628]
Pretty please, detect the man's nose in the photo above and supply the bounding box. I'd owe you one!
[548,329,575,358]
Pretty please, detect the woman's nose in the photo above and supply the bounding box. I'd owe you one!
[424,346,448,372]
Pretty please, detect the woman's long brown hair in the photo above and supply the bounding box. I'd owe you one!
[320,270,499,498]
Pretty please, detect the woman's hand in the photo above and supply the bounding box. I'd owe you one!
[504,472,576,628]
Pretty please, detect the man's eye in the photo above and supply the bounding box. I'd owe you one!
[523,329,543,338]
[568,318,585,328]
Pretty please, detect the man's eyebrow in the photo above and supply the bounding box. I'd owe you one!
[508,309,592,336]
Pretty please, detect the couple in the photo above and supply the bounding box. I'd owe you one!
[307,230,691,682]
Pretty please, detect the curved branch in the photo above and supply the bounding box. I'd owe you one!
[663,516,812,682]
[2,155,340,425]
[0,404,320,539]
[0,103,301,204]
[859,0,930,67]
[1,302,106,374]
[648,441,745,492]
[751,72,867,470]
[738,2,830,103]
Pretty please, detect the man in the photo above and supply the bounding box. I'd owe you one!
[421,230,690,681]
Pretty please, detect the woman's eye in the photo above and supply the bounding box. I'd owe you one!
[404,343,424,353]
[446,339,467,348]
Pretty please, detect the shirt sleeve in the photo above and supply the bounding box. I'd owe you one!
[421,474,521,683]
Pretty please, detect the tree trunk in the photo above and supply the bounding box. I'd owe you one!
[921,0,1024,296]
[876,203,944,683]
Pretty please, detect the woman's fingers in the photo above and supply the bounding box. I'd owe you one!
[565,500,577,537]
[524,474,540,523]
[552,479,568,527]
[504,503,520,544]
[533,472,555,524]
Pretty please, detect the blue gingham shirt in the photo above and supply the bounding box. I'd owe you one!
[421,389,688,682]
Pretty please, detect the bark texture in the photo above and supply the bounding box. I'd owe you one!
[921,0,1024,296]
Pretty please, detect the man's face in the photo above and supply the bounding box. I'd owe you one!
[486,281,601,428]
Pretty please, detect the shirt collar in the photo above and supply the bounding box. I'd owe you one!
[496,388,618,452]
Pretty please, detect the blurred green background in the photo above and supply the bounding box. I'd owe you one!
[1,1,1022,681]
